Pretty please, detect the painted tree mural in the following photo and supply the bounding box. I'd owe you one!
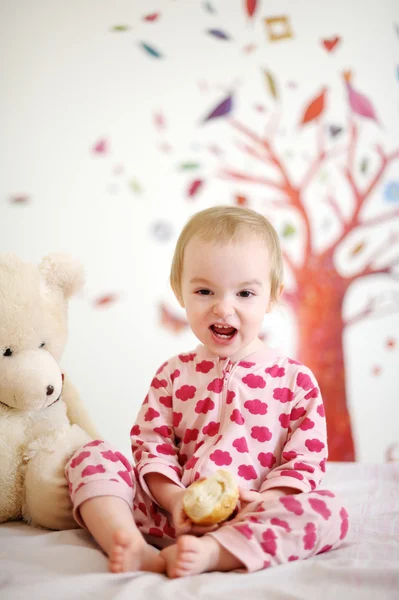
[156,68,398,462]
[209,79,399,462]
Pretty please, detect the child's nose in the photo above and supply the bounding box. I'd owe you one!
[213,299,234,318]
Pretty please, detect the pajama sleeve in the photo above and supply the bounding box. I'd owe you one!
[130,365,184,503]
[260,366,328,494]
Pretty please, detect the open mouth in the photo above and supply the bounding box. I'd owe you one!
[210,324,237,340]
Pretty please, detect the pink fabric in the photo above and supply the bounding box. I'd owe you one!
[66,440,348,572]
[132,345,327,500]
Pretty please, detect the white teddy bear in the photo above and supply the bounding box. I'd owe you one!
[0,253,98,530]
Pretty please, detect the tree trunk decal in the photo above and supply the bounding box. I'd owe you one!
[295,257,353,461]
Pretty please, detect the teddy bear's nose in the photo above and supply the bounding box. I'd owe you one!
[46,385,54,396]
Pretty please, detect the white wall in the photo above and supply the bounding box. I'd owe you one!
[1,0,398,460]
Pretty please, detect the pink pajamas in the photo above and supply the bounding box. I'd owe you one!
[66,345,349,572]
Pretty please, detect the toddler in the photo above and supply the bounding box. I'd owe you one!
[66,206,349,577]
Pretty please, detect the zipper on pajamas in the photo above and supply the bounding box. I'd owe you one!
[189,358,235,483]
[219,359,232,427]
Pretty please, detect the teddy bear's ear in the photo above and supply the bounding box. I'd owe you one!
[39,253,85,299]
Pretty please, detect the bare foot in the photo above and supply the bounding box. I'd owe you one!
[160,535,243,578]
[108,529,165,574]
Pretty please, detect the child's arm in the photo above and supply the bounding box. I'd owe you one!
[145,473,192,535]
[260,365,328,495]
[144,473,184,512]
[130,363,185,503]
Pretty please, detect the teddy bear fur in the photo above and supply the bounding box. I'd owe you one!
[0,253,99,530]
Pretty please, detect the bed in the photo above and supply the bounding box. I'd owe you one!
[1,462,398,600]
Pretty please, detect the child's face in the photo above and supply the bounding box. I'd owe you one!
[179,236,273,360]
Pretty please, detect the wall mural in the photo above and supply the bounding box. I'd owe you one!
[135,2,399,461]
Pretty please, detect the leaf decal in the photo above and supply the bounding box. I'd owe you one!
[92,138,109,154]
[300,89,326,125]
[111,25,130,32]
[329,124,343,137]
[153,112,166,130]
[179,162,201,170]
[143,13,160,22]
[346,82,378,123]
[94,294,119,307]
[187,179,204,198]
[207,29,231,41]
[343,70,352,83]
[263,69,279,101]
[9,194,30,204]
[203,1,216,14]
[140,42,163,58]
[203,93,233,122]
[282,223,296,238]
[235,194,248,206]
[246,0,258,18]
[129,178,143,194]
[359,157,369,173]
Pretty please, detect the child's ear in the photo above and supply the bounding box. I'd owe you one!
[266,283,284,313]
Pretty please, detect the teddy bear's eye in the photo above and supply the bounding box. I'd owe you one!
[39,342,45,348]
[3,348,12,357]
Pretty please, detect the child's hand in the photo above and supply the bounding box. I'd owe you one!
[168,488,192,537]
[189,522,219,536]
[228,488,262,524]
[239,488,263,506]
[234,487,296,522]
[169,489,219,536]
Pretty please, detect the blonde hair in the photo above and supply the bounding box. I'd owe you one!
[170,206,283,304]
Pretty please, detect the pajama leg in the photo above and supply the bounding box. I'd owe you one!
[208,489,349,573]
[65,440,136,527]
[65,440,176,546]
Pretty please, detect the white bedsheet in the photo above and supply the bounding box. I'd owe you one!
[0,463,398,600]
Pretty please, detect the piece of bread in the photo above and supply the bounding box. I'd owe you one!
[183,470,239,525]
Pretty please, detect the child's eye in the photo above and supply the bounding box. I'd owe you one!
[196,289,212,296]
[3,348,12,357]
[238,290,254,298]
